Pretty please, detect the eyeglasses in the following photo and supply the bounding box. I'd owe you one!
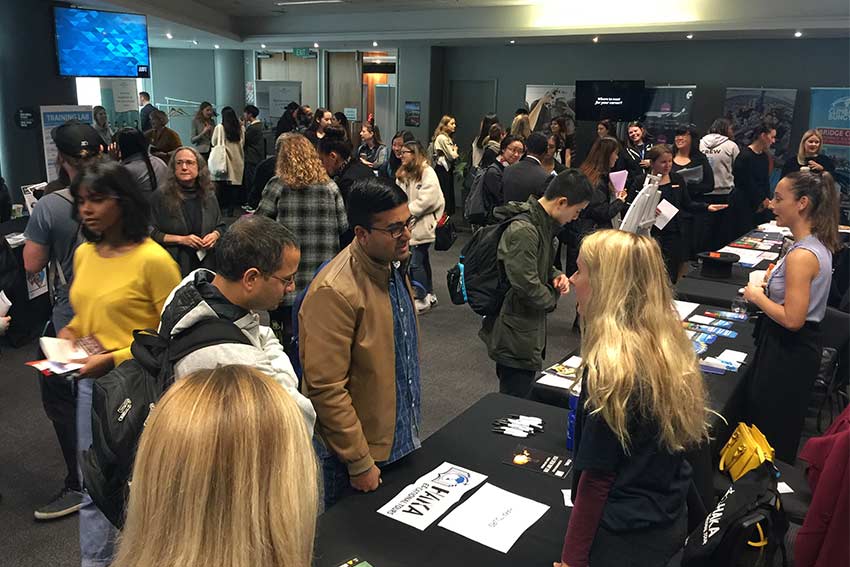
[175,159,197,167]
[268,273,296,287]
[368,216,416,239]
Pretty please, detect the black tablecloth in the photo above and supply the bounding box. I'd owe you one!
[2,217,51,346]
[314,394,571,567]
[674,274,741,308]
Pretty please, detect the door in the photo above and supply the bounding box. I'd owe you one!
[327,51,362,139]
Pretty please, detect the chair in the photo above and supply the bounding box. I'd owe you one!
[814,307,850,431]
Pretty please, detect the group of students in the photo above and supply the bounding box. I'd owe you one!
[15,98,844,567]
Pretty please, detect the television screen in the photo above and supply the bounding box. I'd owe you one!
[575,80,646,122]
[54,7,150,78]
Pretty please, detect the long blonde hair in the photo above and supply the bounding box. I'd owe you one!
[396,140,429,184]
[510,114,532,140]
[796,129,823,165]
[578,230,708,453]
[112,365,318,567]
[431,114,455,142]
[275,132,330,189]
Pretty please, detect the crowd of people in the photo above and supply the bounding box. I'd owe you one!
[7,89,845,567]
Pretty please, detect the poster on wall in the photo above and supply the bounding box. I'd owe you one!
[404,101,421,127]
[809,87,850,203]
[524,85,576,133]
[40,105,94,182]
[723,88,797,188]
[268,84,301,118]
[108,79,138,113]
[245,81,256,105]
[642,86,696,145]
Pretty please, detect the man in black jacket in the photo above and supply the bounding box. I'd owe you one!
[502,132,553,203]
[242,105,265,210]
[138,91,154,132]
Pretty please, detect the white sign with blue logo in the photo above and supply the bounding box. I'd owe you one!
[40,105,94,182]
[377,461,487,530]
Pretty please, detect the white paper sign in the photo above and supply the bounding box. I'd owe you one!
[537,374,579,392]
[654,198,679,230]
[109,79,139,113]
[562,489,573,507]
[689,315,714,325]
[377,461,487,531]
[437,483,550,553]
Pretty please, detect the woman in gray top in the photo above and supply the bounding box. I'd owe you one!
[150,146,225,276]
[191,101,215,161]
[743,171,841,462]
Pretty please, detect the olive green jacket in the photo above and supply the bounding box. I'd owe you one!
[480,196,564,370]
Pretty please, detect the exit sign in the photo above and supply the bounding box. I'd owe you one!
[293,47,312,58]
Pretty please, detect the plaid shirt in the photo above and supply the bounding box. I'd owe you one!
[255,177,349,306]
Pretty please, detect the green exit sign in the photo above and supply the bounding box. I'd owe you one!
[293,47,312,57]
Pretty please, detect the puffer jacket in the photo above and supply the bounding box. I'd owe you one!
[480,196,563,370]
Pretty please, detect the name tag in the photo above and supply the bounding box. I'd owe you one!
[671,184,680,189]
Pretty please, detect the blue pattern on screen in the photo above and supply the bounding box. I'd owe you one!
[55,7,150,77]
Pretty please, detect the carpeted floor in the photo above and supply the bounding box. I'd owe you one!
[0,231,580,566]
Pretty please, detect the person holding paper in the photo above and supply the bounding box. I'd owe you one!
[556,230,709,567]
[59,160,181,566]
[642,145,727,283]
[743,171,841,463]
[150,147,225,276]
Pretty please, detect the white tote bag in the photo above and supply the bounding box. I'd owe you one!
[207,124,228,180]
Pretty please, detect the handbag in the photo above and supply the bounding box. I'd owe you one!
[719,422,775,482]
[434,213,457,251]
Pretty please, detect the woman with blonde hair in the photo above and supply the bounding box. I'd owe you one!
[255,132,347,354]
[555,229,708,567]
[150,146,225,276]
[781,129,835,178]
[112,365,318,567]
[510,113,532,141]
[396,140,445,313]
[431,115,458,214]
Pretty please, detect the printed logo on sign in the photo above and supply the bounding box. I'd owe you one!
[828,96,850,122]
[432,467,471,488]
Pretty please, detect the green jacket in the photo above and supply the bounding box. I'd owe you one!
[480,196,564,370]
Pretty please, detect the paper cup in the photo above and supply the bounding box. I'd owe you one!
[749,270,767,286]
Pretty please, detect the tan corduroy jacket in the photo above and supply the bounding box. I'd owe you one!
[299,238,417,476]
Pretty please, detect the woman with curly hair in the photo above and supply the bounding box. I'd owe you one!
[555,229,708,567]
[150,146,226,276]
[255,133,348,352]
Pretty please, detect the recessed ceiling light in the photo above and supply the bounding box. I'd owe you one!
[509,39,516,44]
[214,44,220,49]
[313,42,320,48]
[261,43,267,48]
[592,36,599,43]
[276,0,343,5]
[686,33,694,39]
[192,39,198,45]
[165,32,173,39]
[794,31,803,38]
[372,41,378,47]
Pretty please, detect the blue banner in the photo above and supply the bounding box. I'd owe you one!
[809,88,850,200]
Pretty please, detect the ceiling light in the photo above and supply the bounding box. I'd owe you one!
[686,33,693,39]
[313,42,320,48]
[214,44,220,49]
[165,32,173,39]
[276,0,343,5]
[261,43,267,48]
[372,41,378,47]
[192,39,198,45]
[592,36,599,43]
[509,39,516,44]
[794,31,803,38]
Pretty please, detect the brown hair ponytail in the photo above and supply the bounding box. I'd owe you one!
[786,171,841,253]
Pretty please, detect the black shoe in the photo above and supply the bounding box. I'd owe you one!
[34,487,83,521]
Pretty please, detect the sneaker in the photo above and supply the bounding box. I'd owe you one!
[34,488,83,521]
[427,293,438,307]
[414,297,431,314]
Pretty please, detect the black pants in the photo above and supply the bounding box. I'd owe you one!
[215,181,243,213]
[588,509,687,567]
[496,364,535,398]
[38,374,79,491]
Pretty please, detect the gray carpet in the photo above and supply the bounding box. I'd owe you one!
[0,231,579,566]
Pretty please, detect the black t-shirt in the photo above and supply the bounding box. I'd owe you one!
[732,147,770,210]
[571,375,691,532]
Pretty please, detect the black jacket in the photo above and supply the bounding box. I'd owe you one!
[672,152,715,200]
[481,160,507,222]
[502,156,552,204]
[150,190,226,277]
[243,122,265,166]
[139,103,155,132]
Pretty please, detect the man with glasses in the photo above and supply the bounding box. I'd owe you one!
[155,215,316,429]
[301,177,422,509]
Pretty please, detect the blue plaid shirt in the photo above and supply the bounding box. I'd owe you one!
[382,263,422,464]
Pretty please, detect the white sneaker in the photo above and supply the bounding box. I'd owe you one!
[427,293,438,307]
[414,297,431,314]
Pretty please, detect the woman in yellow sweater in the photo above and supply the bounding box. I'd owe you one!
[58,160,180,566]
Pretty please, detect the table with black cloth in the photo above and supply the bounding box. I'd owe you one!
[314,393,572,567]
[530,303,757,510]
[1,217,51,346]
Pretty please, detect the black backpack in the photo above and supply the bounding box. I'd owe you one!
[81,317,251,528]
[463,166,489,225]
[446,212,529,316]
[681,461,788,567]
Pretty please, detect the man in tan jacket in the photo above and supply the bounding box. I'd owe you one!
[300,177,421,509]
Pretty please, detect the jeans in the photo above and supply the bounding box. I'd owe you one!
[77,379,117,567]
[314,437,353,512]
[496,364,535,398]
[409,243,432,299]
